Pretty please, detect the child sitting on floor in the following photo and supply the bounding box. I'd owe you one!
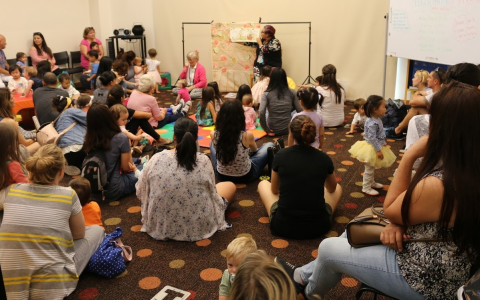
[195,86,217,126]
[69,177,104,228]
[7,65,30,95]
[146,48,162,93]
[242,94,257,130]
[16,52,27,76]
[24,67,42,91]
[208,81,223,113]
[133,57,147,83]
[58,73,80,99]
[110,104,147,153]
[171,79,190,114]
[219,236,258,300]
[288,87,325,150]
[347,98,367,134]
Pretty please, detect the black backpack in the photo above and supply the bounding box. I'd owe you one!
[81,150,112,200]
[381,98,408,128]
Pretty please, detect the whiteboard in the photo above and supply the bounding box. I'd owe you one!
[387,0,480,65]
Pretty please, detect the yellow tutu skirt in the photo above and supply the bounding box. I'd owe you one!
[349,141,396,169]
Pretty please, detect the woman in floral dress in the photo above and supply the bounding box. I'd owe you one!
[135,117,236,241]
[246,25,282,83]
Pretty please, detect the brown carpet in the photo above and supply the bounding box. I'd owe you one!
[65,91,401,300]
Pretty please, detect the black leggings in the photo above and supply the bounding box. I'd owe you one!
[126,118,160,140]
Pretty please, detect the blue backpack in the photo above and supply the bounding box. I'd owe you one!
[87,227,132,278]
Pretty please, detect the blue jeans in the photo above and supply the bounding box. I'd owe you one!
[209,142,274,183]
[300,232,424,299]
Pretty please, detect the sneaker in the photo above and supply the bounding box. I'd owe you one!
[275,256,305,296]
[371,182,384,189]
[64,165,81,176]
[362,188,379,196]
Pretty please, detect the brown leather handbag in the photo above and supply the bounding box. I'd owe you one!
[346,203,389,248]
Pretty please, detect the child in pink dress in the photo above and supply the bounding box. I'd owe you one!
[171,79,191,114]
[242,94,257,130]
[146,48,162,93]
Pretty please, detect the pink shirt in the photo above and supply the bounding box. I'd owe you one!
[80,38,102,69]
[126,90,162,128]
[29,48,58,71]
[251,77,269,104]
[244,106,257,130]
[177,87,191,101]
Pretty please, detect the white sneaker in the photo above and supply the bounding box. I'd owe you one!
[362,188,379,196]
[371,182,384,189]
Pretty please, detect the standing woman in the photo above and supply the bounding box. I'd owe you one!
[83,103,137,202]
[30,32,60,75]
[0,144,104,299]
[259,68,302,136]
[246,25,281,83]
[210,100,273,183]
[136,117,236,241]
[316,64,346,127]
[258,115,342,239]
[79,27,104,70]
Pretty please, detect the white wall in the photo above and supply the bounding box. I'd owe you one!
[1,0,91,61]
[152,0,398,100]
[1,0,398,99]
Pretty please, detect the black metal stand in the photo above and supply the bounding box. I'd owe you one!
[260,20,314,85]
[181,20,314,85]
[109,35,147,59]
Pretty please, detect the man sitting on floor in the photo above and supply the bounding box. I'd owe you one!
[33,72,69,125]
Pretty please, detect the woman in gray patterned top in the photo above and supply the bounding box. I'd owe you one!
[281,81,480,300]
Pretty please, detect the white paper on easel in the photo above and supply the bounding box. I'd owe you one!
[230,28,260,42]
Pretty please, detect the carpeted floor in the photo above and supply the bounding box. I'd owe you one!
[64,90,402,300]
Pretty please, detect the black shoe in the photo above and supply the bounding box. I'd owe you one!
[275,256,305,296]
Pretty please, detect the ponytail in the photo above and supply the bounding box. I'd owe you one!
[52,95,72,112]
[98,71,116,87]
[173,117,199,171]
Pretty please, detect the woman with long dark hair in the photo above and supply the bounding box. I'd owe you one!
[84,103,137,201]
[282,81,480,299]
[316,64,345,127]
[136,117,236,241]
[210,100,273,183]
[29,32,60,75]
[259,68,302,136]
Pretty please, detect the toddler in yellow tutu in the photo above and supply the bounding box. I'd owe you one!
[349,95,396,196]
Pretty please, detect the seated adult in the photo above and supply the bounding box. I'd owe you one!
[52,95,90,170]
[135,117,236,241]
[112,59,129,90]
[127,74,179,134]
[260,68,302,136]
[1,88,39,155]
[33,72,69,125]
[0,144,104,299]
[210,100,273,183]
[122,51,139,91]
[93,71,116,104]
[315,64,345,127]
[106,84,170,145]
[29,32,61,75]
[95,57,113,89]
[389,67,445,137]
[172,51,207,99]
[83,103,137,202]
[283,81,480,299]
[258,115,341,239]
[0,34,12,84]
[229,250,297,300]
[80,27,104,70]
[251,65,272,105]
